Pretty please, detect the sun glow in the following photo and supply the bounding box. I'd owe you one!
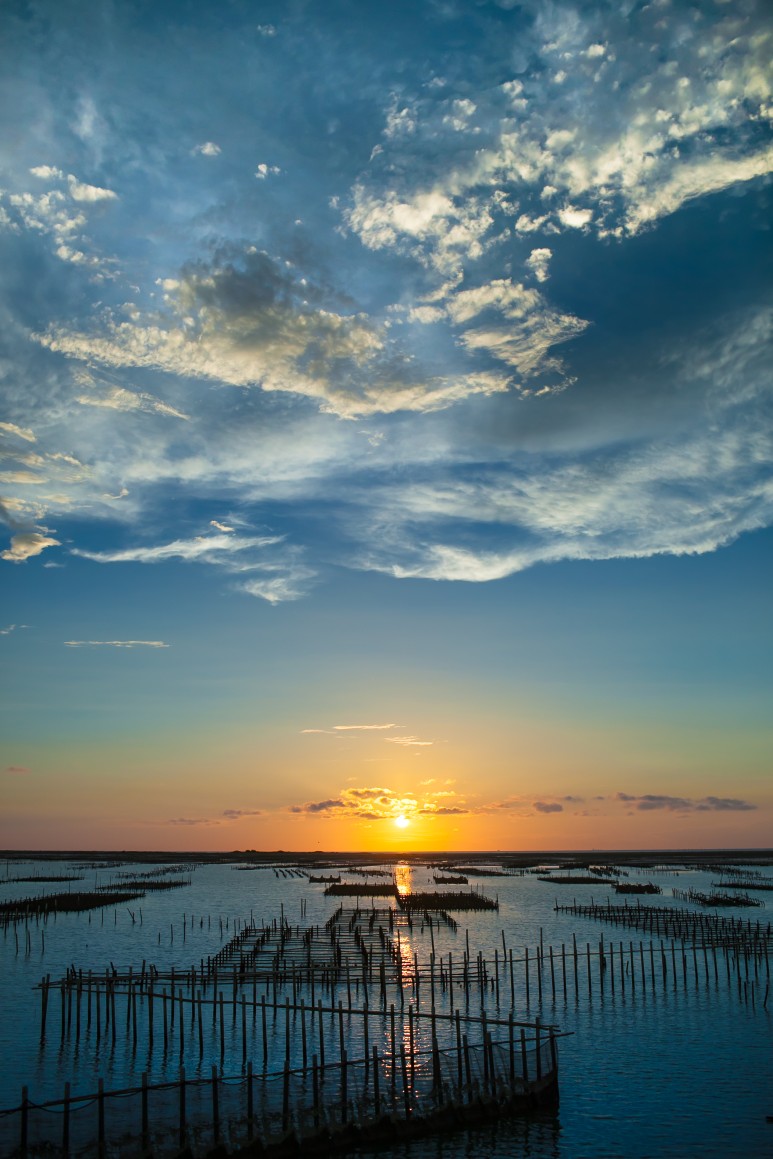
[394,814,410,829]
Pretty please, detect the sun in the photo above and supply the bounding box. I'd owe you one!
[394,814,410,829]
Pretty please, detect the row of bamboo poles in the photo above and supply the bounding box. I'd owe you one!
[553,898,772,946]
[3,1016,558,1159]
[38,905,770,1066]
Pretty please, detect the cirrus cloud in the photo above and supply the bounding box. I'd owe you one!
[64,639,170,648]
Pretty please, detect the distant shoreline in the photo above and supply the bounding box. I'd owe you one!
[2,847,772,865]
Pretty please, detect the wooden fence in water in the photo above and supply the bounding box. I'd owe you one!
[0,1011,558,1158]
[36,897,772,1066]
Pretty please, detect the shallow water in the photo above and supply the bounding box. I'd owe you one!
[1,858,771,1157]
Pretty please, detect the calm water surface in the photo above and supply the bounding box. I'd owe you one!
[1,859,771,1158]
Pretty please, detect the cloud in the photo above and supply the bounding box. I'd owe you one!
[2,1,772,617]
[347,1,773,262]
[5,190,86,244]
[75,384,189,420]
[64,640,170,648]
[358,312,773,583]
[67,176,118,203]
[287,783,467,821]
[333,723,400,731]
[210,520,234,532]
[0,470,46,484]
[384,735,433,746]
[291,798,345,814]
[697,796,758,812]
[525,248,552,284]
[1,532,61,563]
[167,816,220,826]
[445,278,588,380]
[69,531,312,601]
[615,792,757,813]
[37,247,520,418]
[3,168,119,270]
[557,206,593,230]
[418,805,468,815]
[239,563,316,604]
[75,532,280,565]
[477,797,567,816]
[222,809,262,819]
[192,142,221,157]
[0,624,27,635]
[0,422,36,443]
[4,765,30,775]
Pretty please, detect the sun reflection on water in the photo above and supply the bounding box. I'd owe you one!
[394,862,412,897]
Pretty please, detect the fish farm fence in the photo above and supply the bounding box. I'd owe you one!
[0,1016,558,1158]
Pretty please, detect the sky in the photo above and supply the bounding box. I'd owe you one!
[1,0,771,852]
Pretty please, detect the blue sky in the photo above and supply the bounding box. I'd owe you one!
[1,0,771,850]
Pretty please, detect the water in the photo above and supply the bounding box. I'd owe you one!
[1,857,771,1157]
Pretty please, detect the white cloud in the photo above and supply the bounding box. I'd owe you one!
[239,564,315,604]
[67,176,118,203]
[71,530,316,604]
[333,723,400,731]
[394,276,586,385]
[64,640,170,648]
[255,163,281,178]
[557,206,593,229]
[6,190,86,243]
[384,735,434,746]
[1,532,61,563]
[525,248,552,283]
[73,532,280,565]
[344,0,773,282]
[75,384,189,420]
[3,4,771,614]
[371,419,773,582]
[0,423,36,443]
[0,470,46,485]
[622,147,773,234]
[2,170,119,271]
[454,280,588,377]
[38,248,518,417]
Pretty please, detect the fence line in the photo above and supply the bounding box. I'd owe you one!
[0,1014,559,1158]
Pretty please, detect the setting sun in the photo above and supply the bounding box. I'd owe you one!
[394,815,410,829]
